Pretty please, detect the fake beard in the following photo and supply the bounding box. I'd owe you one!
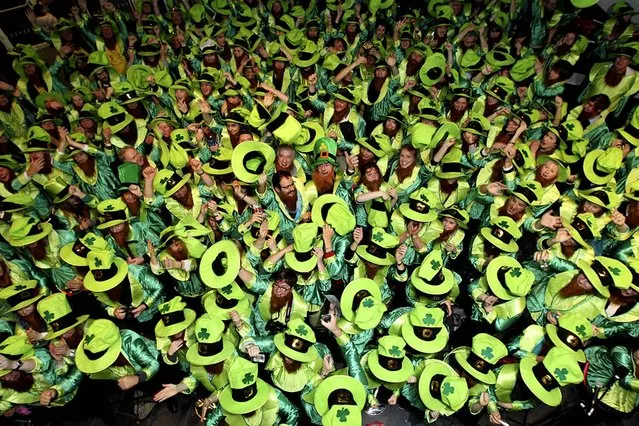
[559,275,594,298]
[312,168,336,196]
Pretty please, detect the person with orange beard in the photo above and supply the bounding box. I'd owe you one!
[304,137,357,206]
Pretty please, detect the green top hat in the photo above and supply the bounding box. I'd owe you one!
[6,217,53,247]
[96,198,130,229]
[419,53,446,86]
[486,256,534,301]
[485,46,515,69]
[35,92,67,110]
[435,148,466,179]
[137,42,161,57]
[76,319,122,374]
[231,10,257,28]
[313,137,338,168]
[570,0,598,8]
[411,250,455,296]
[169,79,193,100]
[97,102,134,134]
[203,281,252,321]
[582,147,623,186]
[510,56,537,82]
[218,357,270,414]
[185,314,234,366]
[461,115,490,137]
[0,193,34,213]
[480,216,521,253]
[367,335,415,383]
[274,318,318,363]
[231,141,275,183]
[36,293,89,340]
[314,374,367,418]
[311,194,356,236]
[440,206,470,229]
[519,347,583,407]
[486,76,515,103]
[279,29,304,52]
[419,359,469,415]
[581,256,632,298]
[284,223,320,273]
[618,106,639,146]
[200,240,241,289]
[113,82,144,105]
[202,147,233,176]
[0,280,44,312]
[340,278,386,330]
[574,188,620,211]
[155,296,196,338]
[356,227,399,266]
[0,335,35,378]
[23,126,52,153]
[562,212,600,250]
[546,314,593,363]
[402,306,449,354]
[511,180,542,205]
[551,120,584,144]
[84,250,129,293]
[453,332,508,384]
[356,134,392,158]
[399,188,438,223]
[294,41,321,68]
[60,232,109,266]
[459,49,484,72]
[153,169,192,198]
[118,162,141,191]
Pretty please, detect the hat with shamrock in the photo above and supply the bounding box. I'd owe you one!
[356,227,399,266]
[314,375,366,425]
[279,28,304,52]
[367,335,415,383]
[440,206,470,229]
[97,102,134,134]
[0,335,35,378]
[419,359,469,415]
[0,280,44,312]
[284,223,321,273]
[313,137,338,168]
[398,188,438,223]
[480,216,521,253]
[311,194,356,236]
[0,193,34,214]
[294,41,321,68]
[200,240,241,289]
[6,217,53,247]
[574,188,621,211]
[546,314,593,363]
[453,333,508,384]
[203,281,252,321]
[274,318,318,363]
[36,293,89,340]
[486,256,534,300]
[185,314,234,366]
[485,46,515,70]
[153,169,192,198]
[461,115,490,137]
[401,306,449,354]
[582,147,623,186]
[113,81,144,105]
[231,141,276,183]
[202,147,233,176]
[243,210,282,247]
[486,76,515,103]
[519,347,584,406]
[435,149,466,179]
[218,357,270,414]
[510,180,542,206]
[76,319,122,374]
[294,121,325,154]
[562,212,600,250]
[356,134,392,159]
[432,122,461,149]
[60,233,108,266]
[83,250,129,292]
[419,52,446,86]
[581,256,632,298]
[410,250,455,297]
[96,198,130,229]
[339,278,386,330]
[155,296,196,338]
[416,100,441,123]
[551,120,584,145]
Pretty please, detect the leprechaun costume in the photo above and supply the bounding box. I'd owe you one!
[154,296,197,372]
[406,250,461,310]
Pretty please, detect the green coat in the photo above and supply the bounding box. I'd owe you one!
[585,345,639,414]
[89,329,160,382]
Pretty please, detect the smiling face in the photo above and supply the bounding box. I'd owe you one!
[334,99,348,112]
[541,132,558,151]
[273,279,292,298]
[0,166,11,183]
[505,195,527,216]
[364,166,380,182]
[277,146,294,170]
[538,161,559,181]
[614,55,631,72]
[399,147,416,169]
[278,176,296,198]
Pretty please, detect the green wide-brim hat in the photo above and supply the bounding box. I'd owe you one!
[367,349,414,383]
[511,56,537,82]
[0,281,44,312]
[453,347,497,384]
[311,194,356,236]
[562,218,593,251]
[274,332,319,363]
[0,336,35,377]
[340,278,381,324]
[398,201,438,223]
[45,314,89,340]
[545,324,586,362]
[486,49,516,68]
[35,92,67,110]
[75,327,122,374]
[570,0,598,8]
[419,53,446,86]
[356,244,395,266]
[83,257,129,292]
[199,240,241,289]
[231,142,275,183]
[59,242,89,267]
[106,113,134,135]
[582,149,616,185]
[401,315,449,354]
[418,359,466,415]
[186,337,235,366]
[485,256,532,300]
[480,226,519,253]
[314,375,367,416]
[154,308,196,338]
[7,222,53,247]
[536,155,568,183]
[284,249,319,273]
[411,263,454,295]
[519,356,562,406]
[218,376,270,414]
[203,291,252,320]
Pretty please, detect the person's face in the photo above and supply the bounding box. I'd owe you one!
[561,33,576,46]
[576,273,593,290]
[274,60,285,71]
[582,200,603,215]
[538,161,558,181]
[463,131,479,144]
[73,152,89,164]
[23,64,37,76]
[443,217,457,231]
[0,166,11,183]
[317,162,333,176]
[506,196,527,216]
[273,279,292,298]
[227,123,240,136]
[169,238,185,254]
[364,167,380,182]
[486,95,499,106]
[622,287,639,298]
[121,190,137,204]
[175,89,188,102]
[227,95,241,105]
[278,176,296,198]
[334,99,348,112]
[173,184,189,199]
[400,39,411,49]
[79,118,94,130]
[71,95,84,108]
[541,132,558,150]
[506,119,520,132]
[453,97,468,112]
[399,148,415,168]
[96,69,108,81]
[215,34,226,46]
[30,151,46,163]
[462,34,476,48]
[157,122,173,138]
[110,223,126,233]
[548,69,560,81]
[308,28,318,39]
[452,1,463,14]
[347,23,357,33]
[436,25,448,37]
[41,121,55,131]
[614,55,631,71]
[122,147,144,165]
[583,100,598,115]
[546,0,558,10]
[0,95,8,107]
[490,28,501,39]
[334,39,346,51]
[360,146,375,162]
[244,67,255,79]
[376,25,386,39]
[277,147,294,169]
[375,67,389,79]
[101,26,114,39]
[142,3,152,14]
[233,47,244,58]
[17,303,35,317]
[272,1,282,13]
[199,82,212,96]
[384,119,397,133]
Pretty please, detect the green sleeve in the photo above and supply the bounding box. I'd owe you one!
[274,388,299,425]
[50,366,84,398]
[128,334,161,380]
[204,406,224,425]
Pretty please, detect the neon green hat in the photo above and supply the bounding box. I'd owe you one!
[410,250,455,296]
[581,256,632,298]
[274,318,318,363]
[84,250,129,292]
[97,102,134,134]
[155,296,197,338]
[60,233,108,266]
[562,213,600,250]
[453,332,508,384]
[231,142,276,183]
[0,280,44,312]
[339,278,386,330]
[96,198,130,229]
[480,216,521,253]
[218,357,270,414]
[435,148,465,179]
[311,194,356,236]
[185,314,234,366]
[546,314,593,363]
[399,188,438,223]
[6,217,52,247]
[153,169,192,198]
[356,134,392,158]
[582,147,623,186]
[284,223,320,273]
[313,137,338,167]
[314,374,367,420]
[76,319,122,374]
[356,227,398,266]
[0,336,35,378]
[367,335,415,383]
[486,256,534,300]
[419,52,446,86]
[36,293,89,340]
[401,306,449,354]
[419,359,469,415]
[199,240,241,289]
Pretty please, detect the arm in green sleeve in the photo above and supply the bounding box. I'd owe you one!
[274,388,299,426]
[204,406,224,425]
[50,366,84,398]
[336,333,368,385]
[129,335,160,380]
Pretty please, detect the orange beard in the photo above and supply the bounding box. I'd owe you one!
[75,156,96,177]
[394,164,415,183]
[269,292,293,314]
[312,168,336,196]
[559,275,594,298]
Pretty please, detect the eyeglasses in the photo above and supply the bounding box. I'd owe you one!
[273,281,291,290]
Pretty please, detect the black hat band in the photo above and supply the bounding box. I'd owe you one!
[27,223,44,237]
[208,157,230,171]
[588,190,610,206]
[198,339,223,357]
[72,240,90,258]
[49,311,79,331]
[515,186,537,203]
[624,124,639,139]
[409,198,430,215]
[590,259,613,289]
[161,310,186,326]
[429,374,446,399]
[106,113,126,126]
[571,217,593,241]
[293,250,314,262]
[365,242,391,259]
[102,209,127,224]
[328,389,355,406]
[441,163,462,173]
[265,112,288,133]
[91,263,121,282]
[490,226,513,244]
[489,85,508,100]
[378,354,403,371]
[119,92,137,102]
[284,37,298,51]
[232,383,257,402]
[284,334,312,353]
[421,107,440,117]
[466,351,495,374]
[2,352,24,361]
[7,288,37,308]
[84,346,109,361]
[27,139,49,150]
[442,208,464,222]
[556,326,583,350]
[215,292,239,309]
[532,361,560,392]
[298,51,316,62]
[413,325,441,342]
[320,201,337,222]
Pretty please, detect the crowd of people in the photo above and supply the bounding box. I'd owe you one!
[0,0,638,425]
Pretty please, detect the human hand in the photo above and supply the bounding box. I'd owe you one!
[258,172,268,187]
[167,339,184,357]
[344,151,359,171]
[321,354,334,376]
[114,306,127,320]
[245,343,260,358]
[118,375,140,391]
[483,295,499,313]
[388,394,398,405]
[27,157,47,177]
[153,384,180,402]
[489,410,502,425]
[395,244,407,265]
[189,158,202,172]
[533,250,550,264]
[486,182,508,196]
[540,211,562,230]
[39,389,58,406]
[230,310,243,328]
[142,166,157,181]
[129,184,143,197]
[130,304,146,318]
[353,227,363,244]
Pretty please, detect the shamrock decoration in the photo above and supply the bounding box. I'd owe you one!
[295,325,308,336]
[509,268,522,278]
[498,220,509,229]
[319,142,328,152]
[575,324,586,338]
[481,347,494,360]
[609,266,621,276]
[0,344,6,351]
[84,236,96,246]
[442,382,455,396]
[565,122,575,131]
[13,285,26,291]
[362,298,374,308]
[336,408,350,422]
[372,232,384,243]
[422,313,436,326]
[420,193,429,202]
[85,334,95,344]
[104,205,114,211]
[94,258,103,268]
[28,129,36,138]
[43,310,55,322]
[242,372,254,385]
[430,259,441,270]
[159,177,168,185]
[197,328,210,340]
[221,285,233,295]
[109,105,118,114]
[554,367,568,381]
[175,133,184,142]
[389,345,402,357]
[159,304,170,313]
